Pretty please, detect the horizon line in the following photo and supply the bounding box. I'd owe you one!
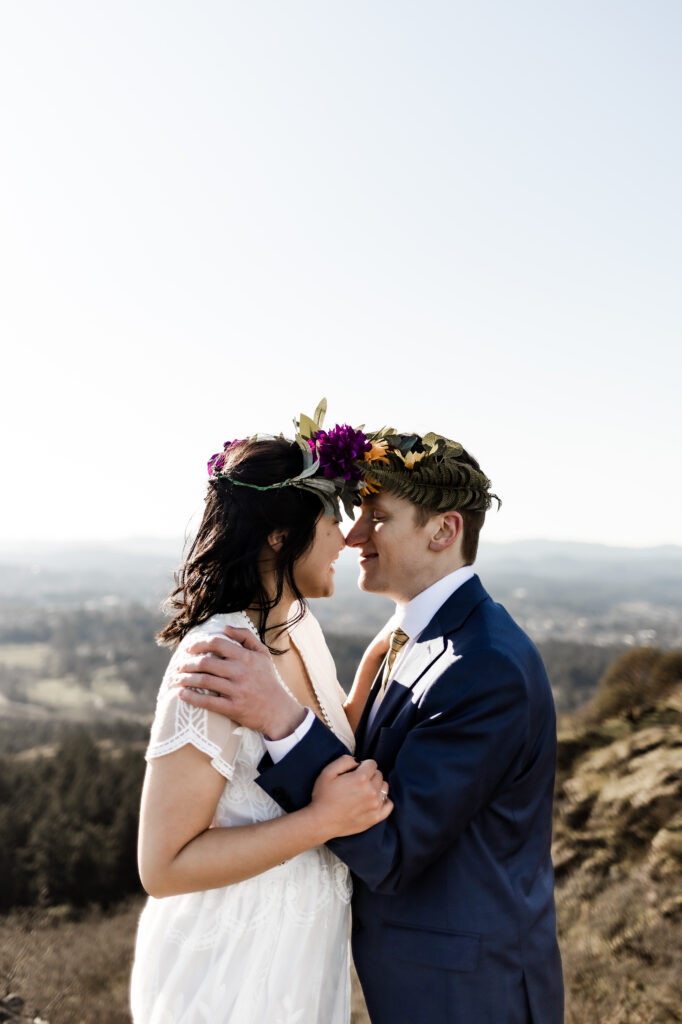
[0,536,680,554]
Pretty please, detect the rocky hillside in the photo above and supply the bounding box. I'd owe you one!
[553,649,682,1024]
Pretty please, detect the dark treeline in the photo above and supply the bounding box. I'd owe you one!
[2,648,681,914]
[1,730,144,912]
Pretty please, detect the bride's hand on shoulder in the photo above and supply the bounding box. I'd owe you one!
[309,755,393,840]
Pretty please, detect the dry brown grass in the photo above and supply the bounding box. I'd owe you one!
[350,960,370,1024]
[0,902,140,1024]
[3,889,682,1023]
[558,867,682,1024]
[0,900,372,1024]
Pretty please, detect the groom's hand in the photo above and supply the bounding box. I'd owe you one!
[175,626,306,740]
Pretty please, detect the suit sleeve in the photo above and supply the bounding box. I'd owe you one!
[256,718,350,812]
[257,649,531,894]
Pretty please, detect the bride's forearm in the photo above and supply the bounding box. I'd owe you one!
[343,642,386,732]
[138,743,335,900]
[142,805,329,899]
[139,751,392,898]
[139,744,393,898]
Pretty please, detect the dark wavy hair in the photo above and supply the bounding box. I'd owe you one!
[157,437,323,651]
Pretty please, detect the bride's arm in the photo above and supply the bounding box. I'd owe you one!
[343,622,392,732]
[138,743,392,898]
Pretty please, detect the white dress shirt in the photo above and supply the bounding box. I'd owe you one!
[366,564,475,728]
[265,565,476,760]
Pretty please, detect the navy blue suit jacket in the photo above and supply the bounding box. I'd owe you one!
[257,576,564,1024]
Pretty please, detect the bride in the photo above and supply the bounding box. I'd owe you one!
[130,420,392,1023]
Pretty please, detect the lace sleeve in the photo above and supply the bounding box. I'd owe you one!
[145,622,244,780]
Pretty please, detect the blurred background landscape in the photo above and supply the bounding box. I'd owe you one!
[2,0,681,1018]
[1,540,681,1022]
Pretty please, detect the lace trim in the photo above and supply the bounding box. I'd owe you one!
[146,732,238,781]
[146,694,241,781]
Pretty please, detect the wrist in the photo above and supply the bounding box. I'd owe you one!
[262,699,307,741]
[298,802,334,846]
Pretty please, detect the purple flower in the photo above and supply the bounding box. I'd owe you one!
[207,439,244,476]
[312,425,371,480]
[207,452,226,476]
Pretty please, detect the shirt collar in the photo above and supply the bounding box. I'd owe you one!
[395,565,475,641]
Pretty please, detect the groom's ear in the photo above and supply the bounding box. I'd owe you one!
[428,512,463,552]
[266,529,288,552]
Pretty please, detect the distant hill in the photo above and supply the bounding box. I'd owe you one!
[1,538,680,647]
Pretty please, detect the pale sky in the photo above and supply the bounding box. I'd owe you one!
[1,1,680,548]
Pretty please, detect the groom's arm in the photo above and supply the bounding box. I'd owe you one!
[256,715,350,811]
[175,625,547,895]
[258,648,542,895]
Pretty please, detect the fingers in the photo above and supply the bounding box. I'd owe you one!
[321,755,360,779]
[179,631,269,681]
[376,796,394,821]
[184,634,246,660]
[223,624,268,652]
[183,652,237,675]
[355,759,384,791]
[349,760,389,809]
[174,660,237,695]
[179,686,234,716]
[311,756,393,838]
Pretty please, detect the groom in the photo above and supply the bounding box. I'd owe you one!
[178,433,564,1024]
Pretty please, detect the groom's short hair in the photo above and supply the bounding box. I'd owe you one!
[413,503,485,565]
[410,446,487,564]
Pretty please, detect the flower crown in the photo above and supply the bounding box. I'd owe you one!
[207,400,381,519]
[207,400,499,518]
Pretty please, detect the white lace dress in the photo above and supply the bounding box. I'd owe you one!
[130,609,355,1024]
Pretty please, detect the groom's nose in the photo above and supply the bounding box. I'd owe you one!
[345,517,368,547]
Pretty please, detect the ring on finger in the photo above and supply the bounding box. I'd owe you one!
[380,786,388,803]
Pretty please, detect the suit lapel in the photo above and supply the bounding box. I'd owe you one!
[363,636,445,748]
[424,573,489,641]
[359,575,491,751]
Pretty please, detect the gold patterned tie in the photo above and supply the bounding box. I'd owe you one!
[380,627,409,695]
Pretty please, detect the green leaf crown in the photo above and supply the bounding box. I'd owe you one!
[208,400,499,518]
[359,429,500,513]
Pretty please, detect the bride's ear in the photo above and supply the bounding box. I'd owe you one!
[266,529,288,552]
